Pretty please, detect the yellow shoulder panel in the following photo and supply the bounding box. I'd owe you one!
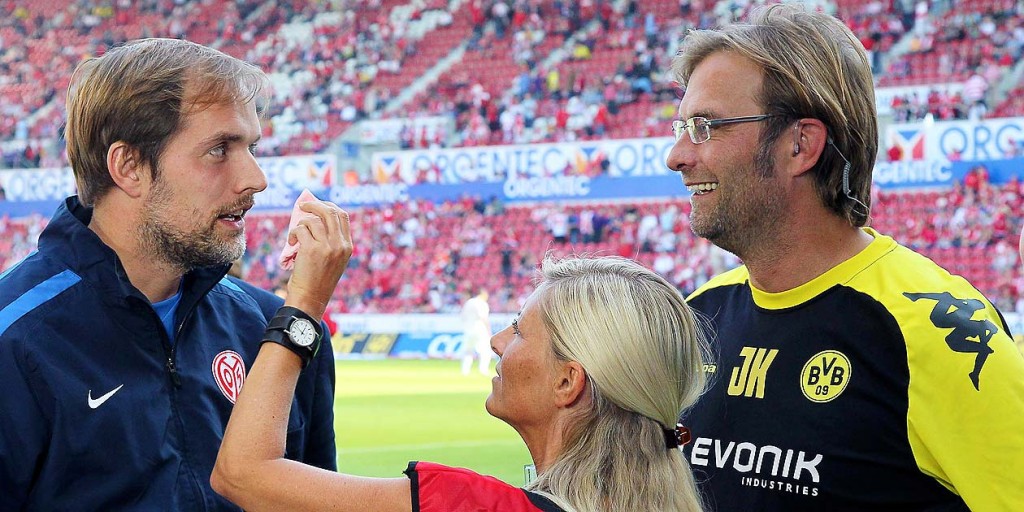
[686,265,749,302]
[846,240,1024,511]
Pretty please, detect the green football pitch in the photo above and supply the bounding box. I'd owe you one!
[333,358,532,485]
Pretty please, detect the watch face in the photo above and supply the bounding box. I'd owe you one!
[287,318,318,347]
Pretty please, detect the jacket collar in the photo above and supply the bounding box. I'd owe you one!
[38,196,230,307]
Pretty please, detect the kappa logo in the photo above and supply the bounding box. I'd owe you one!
[800,350,851,403]
[212,350,247,403]
[728,347,779,399]
[904,292,998,390]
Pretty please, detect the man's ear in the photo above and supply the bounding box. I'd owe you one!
[107,141,146,198]
[554,360,588,408]
[789,119,828,177]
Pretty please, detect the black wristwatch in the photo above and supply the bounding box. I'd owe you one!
[261,306,323,368]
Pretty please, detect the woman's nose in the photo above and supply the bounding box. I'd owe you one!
[490,326,511,357]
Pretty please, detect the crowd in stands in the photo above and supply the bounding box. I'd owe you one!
[5,0,1024,172]
[393,0,747,147]
[3,1,1024,318]
[888,87,985,122]
[0,0,294,167]
[244,0,458,156]
[3,180,1022,315]
[384,0,1024,150]
[886,0,1024,85]
[324,177,1024,315]
[992,77,1024,118]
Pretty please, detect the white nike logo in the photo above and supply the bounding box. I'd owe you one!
[88,384,124,409]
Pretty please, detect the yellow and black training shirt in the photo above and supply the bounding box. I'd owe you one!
[684,228,1024,511]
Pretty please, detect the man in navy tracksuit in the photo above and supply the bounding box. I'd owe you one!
[0,38,336,511]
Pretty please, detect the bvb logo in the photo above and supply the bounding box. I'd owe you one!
[800,350,851,403]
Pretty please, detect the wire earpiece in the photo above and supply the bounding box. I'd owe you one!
[827,137,869,220]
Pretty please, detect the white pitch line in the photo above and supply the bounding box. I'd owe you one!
[339,439,521,454]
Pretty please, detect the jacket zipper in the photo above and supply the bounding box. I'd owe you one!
[165,308,194,389]
[165,357,182,387]
[160,302,208,509]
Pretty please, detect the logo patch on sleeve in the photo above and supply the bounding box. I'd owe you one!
[212,350,246,403]
[904,292,998,390]
[800,350,851,403]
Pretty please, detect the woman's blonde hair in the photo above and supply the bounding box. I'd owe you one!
[527,255,708,512]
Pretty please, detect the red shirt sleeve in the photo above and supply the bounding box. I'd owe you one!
[404,461,564,512]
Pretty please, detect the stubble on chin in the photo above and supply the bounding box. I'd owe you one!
[138,214,244,273]
[688,202,727,247]
[688,194,758,258]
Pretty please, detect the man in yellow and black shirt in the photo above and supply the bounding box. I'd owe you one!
[666,4,1024,511]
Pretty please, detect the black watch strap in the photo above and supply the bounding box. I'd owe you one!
[261,306,324,369]
[267,306,321,331]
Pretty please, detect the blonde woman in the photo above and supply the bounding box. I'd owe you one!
[213,220,708,512]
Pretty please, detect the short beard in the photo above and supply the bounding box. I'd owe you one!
[138,178,246,274]
[692,142,784,258]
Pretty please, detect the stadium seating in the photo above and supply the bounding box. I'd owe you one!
[3,0,1023,163]
[2,0,1023,315]
[877,0,1021,87]
[223,179,1023,314]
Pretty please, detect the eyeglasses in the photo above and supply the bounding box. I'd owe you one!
[671,114,776,144]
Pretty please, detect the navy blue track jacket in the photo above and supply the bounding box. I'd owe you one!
[0,197,337,511]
